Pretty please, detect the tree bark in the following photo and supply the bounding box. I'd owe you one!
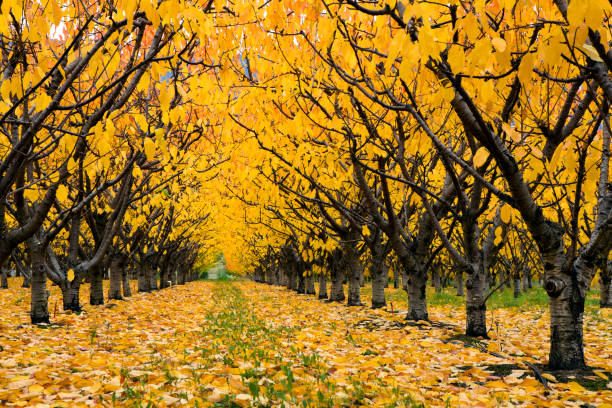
[370,247,388,308]
[89,265,104,305]
[600,263,611,308]
[148,268,158,290]
[108,258,123,300]
[344,238,363,306]
[138,265,150,292]
[513,271,521,298]
[455,270,464,296]
[328,252,345,302]
[406,271,428,320]
[29,245,50,324]
[465,264,488,338]
[122,268,132,297]
[0,267,7,289]
[305,272,316,295]
[318,273,328,299]
[61,281,82,313]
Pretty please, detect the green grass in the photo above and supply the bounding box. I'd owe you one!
[359,283,601,310]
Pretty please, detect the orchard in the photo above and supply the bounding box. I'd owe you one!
[0,0,611,406]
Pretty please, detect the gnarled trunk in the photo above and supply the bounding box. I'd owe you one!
[344,239,363,306]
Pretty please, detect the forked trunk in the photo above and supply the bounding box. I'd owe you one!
[406,272,428,321]
[89,266,104,305]
[318,273,328,299]
[108,258,123,300]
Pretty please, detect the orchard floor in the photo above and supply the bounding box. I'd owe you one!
[0,278,611,407]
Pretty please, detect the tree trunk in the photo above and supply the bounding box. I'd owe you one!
[392,264,399,289]
[61,280,81,313]
[546,269,586,370]
[29,242,50,324]
[513,271,521,298]
[138,265,150,292]
[318,273,328,299]
[0,267,7,289]
[305,272,316,295]
[522,268,530,292]
[406,271,428,320]
[297,264,305,294]
[148,268,158,290]
[432,267,442,293]
[344,241,363,306]
[455,270,464,296]
[600,264,611,308]
[329,265,345,302]
[122,268,132,297]
[370,253,387,309]
[89,265,104,305]
[108,258,123,300]
[465,264,488,338]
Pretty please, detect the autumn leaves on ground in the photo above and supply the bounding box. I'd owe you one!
[1,273,611,408]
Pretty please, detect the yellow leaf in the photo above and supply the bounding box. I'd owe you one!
[541,373,557,383]
[567,381,586,393]
[144,138,156,161]
[491,37,506,53]
[500,205,512,224]
[56,184,69,203]
[29,384,45,394]
[581,44,604,62]
[67,269,75,282]
[472,147,489,167]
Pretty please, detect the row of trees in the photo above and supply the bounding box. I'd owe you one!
[219,0,612,371]
[0,0,235,322]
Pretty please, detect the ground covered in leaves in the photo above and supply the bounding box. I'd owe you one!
[0,278,611,407]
